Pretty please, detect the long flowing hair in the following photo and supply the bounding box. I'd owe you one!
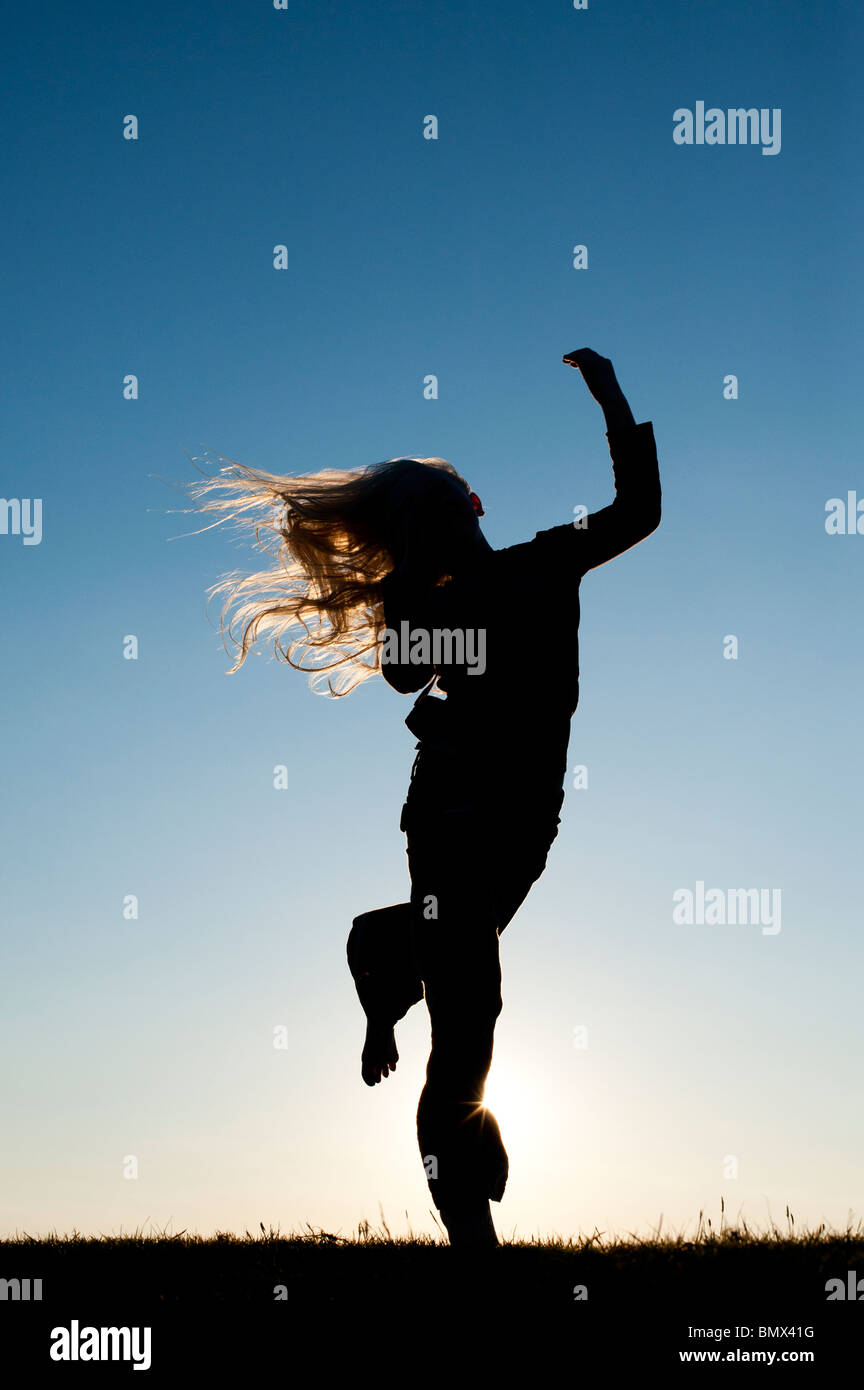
[181,448,473,696]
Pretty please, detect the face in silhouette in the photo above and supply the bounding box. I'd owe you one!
[387,467,490,584]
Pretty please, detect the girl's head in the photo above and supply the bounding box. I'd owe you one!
[183,450,482,695]
[377,459,483,577]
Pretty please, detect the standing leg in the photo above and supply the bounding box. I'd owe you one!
[407,815,509,1242]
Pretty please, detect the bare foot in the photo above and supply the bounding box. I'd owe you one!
[362,1020,398,1086]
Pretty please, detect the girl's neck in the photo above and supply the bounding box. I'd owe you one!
[451,532,494,576]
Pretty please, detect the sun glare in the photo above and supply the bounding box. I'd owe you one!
[482,1067,539,1139]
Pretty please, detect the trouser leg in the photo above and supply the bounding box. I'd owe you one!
[347,903,424,1024]
[398,767,564,1214]
[408,823,509,1210]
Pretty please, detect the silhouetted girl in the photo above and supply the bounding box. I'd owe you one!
[190,348,660,1247]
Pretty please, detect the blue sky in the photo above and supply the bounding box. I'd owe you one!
[1,0,861,1242]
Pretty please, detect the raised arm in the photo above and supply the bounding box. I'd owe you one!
[560,347,661,572]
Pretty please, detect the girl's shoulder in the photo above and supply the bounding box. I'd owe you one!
[494,524,584,566]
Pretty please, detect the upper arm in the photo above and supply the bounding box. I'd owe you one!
[536,420,661,576]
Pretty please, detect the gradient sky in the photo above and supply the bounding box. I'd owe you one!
[1,0,861,1244]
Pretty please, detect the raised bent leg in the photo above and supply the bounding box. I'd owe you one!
[347,903,424,1025]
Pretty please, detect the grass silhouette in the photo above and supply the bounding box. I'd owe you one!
[4,1202,863,1297]
[4,1205,861,1370]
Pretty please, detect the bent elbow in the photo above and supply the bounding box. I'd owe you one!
[619,501,661,549]
[640,494,661,539]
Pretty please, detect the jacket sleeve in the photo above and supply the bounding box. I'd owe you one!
[534,420,661,575]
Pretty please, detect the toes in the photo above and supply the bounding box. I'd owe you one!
[361,1029,398,1085]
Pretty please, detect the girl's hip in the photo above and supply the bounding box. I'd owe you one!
[399,747,565,846]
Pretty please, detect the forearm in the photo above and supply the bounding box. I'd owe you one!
[560,347,659,568]
[600,386,636,433]
[569,420,661,573]
[601,419,662,552]
[606,420,661,525]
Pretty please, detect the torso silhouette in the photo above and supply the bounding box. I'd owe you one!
[381,421,661,816]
